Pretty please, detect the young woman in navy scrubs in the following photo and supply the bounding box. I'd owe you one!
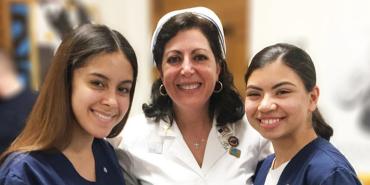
[0,24,138,185]
[244,43,361,185]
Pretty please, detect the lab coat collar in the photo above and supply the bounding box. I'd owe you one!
[158,120,177,137]
[164,117,228,174]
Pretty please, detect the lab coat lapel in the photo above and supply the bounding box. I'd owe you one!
[165,121,202,174]
[201,121,227,173]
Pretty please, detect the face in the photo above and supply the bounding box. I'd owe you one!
[160,28,220,111]
[71,52,133,138]
[244,60,318,142]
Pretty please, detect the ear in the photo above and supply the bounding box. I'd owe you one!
[308,86,320,112]
[157,65,164,79]
[216,62,221,77]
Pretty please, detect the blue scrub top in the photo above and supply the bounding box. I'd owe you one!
[0,139,125,185]
[253,137,361,185]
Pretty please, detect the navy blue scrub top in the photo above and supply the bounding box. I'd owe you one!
[0,139,125,185]
[253,137,361,185]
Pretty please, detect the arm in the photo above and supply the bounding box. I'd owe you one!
[320,168,362,185]
[1,175,28,185]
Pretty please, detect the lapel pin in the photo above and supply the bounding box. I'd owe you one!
[229,147,241,158]
[228,136,239,147]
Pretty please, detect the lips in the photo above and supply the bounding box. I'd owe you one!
[92,109,117,122]
[257,116,284,129]
[260,118,280,125]
[176,82,201,90]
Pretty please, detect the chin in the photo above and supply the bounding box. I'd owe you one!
[92,132,111,139]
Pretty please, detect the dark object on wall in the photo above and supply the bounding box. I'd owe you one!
[10,3,31,87]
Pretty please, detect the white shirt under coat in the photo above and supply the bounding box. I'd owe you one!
[111,114,271,185]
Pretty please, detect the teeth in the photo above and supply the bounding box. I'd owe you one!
[94,111,114,121]
[260,119,280,125]
[178,83,200,90]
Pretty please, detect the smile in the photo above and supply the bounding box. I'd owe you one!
[177,83,201,90]
[92,110,116,121]
[260,118,280,125]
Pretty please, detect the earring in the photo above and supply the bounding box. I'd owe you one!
[214,81,223,93]
[159,84,167,96]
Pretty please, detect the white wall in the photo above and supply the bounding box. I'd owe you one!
[90,0,152,117]
[251,0,370,172]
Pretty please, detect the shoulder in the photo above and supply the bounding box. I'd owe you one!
[118,113,160,148]
[95,138,115,152]
[305,138,360,184]
[0,152,54,185]
[253,154,275,184]
[233,117,272,159]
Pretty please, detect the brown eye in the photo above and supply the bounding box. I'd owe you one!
[245,90,261,100]
[167,55,181,64]
[193,54,208,62]
[90,80,105,89]
[276,89,291,96]
[117,86,131,95]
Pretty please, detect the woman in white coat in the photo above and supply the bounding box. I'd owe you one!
[113,7,271,185]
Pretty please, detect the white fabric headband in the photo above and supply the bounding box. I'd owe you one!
[151,6,226,60]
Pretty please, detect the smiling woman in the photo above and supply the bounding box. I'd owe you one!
[244,43,361,185]
[0,24,138,185]
[112,6,271,185]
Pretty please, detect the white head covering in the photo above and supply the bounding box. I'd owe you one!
[151,6,226,61]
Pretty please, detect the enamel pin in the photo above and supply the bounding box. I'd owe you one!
[229,147,241,158]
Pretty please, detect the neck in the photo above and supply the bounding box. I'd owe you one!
[62,123,96,182]
[174,103,211,128]
[174,107,212,132]
[174,106,213,167]
[63,123,94,155]
[272,128,317,168]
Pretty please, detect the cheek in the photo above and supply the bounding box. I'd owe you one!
[280,99,304,116]
[244,101,258,118]
[118,97,131,117]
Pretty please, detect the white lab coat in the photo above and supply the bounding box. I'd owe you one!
[111,114,271,185]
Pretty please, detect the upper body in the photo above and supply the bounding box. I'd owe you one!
[0,139,124,185]
[113,7,271,185]
[0,88,37,153]
[112,114,270,185]
[253,137,361,185]
[0,24,138,185]
[244,43,361,185]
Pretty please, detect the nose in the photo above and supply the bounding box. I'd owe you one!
[101,89,118,108]
[258,95,277,112]
[180,56,194,76]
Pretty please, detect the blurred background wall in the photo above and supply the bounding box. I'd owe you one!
[1,0,369,181]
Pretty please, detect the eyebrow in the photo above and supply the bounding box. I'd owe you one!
[89,73,133,84]
[272,81,296,89]
[246,81,296,90]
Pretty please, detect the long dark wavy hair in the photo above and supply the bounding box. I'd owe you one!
[244,43,333,140]
[143,13,244,126]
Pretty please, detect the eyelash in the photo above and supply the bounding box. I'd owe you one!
[91,80,105,88]
[167,56,181,64]
[117,87,131,95]
[166,54,208,64]
[276,89,291,95]
[90,80,131,95]
[193,54,208,61]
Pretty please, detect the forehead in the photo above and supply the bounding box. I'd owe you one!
[165,28,211,51]
[247,60,303,86]
[76,52,133,79]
